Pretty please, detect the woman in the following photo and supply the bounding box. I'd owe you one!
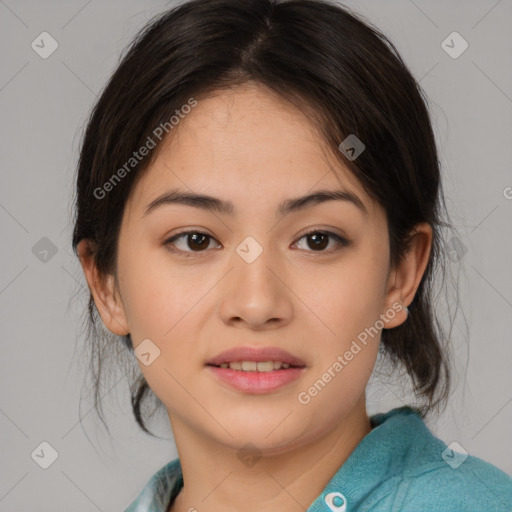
[71,0,512,510]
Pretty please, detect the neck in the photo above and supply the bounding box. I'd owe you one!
[168,396,372,512]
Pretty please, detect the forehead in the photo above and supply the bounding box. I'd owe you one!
[125,83,376,219]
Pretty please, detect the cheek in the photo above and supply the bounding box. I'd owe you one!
[292,256,385,393]
[293,256,386,333]
[296,289,382,425]
[118,247,198,337]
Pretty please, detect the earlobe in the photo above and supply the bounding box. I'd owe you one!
[382,222,433,329]
[76,239,130,336]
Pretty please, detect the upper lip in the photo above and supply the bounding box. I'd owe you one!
[206,346,306,367]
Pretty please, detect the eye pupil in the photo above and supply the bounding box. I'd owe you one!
[189,232,209,250]
[308,233,328,251]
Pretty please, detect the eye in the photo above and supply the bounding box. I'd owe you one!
[164,230,221,256]
[163,228,350,257]
[293,229,350,253]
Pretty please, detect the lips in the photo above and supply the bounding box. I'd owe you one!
[205,346,306,368]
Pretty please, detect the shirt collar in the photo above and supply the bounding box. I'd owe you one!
[306,406,427,511]
[126,406,426,512]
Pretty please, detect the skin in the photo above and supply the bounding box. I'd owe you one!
[77,82,432,512]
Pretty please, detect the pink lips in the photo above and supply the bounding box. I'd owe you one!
[207,366,306,393]
[205,346,307,394]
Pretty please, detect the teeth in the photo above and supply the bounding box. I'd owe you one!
[217,361,293,371]
[242,361,257,371]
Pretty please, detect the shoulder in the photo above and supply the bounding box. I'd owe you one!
[392,453,512,511]
[371,407,512,511]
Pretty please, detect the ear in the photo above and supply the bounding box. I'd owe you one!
[382,222,433,328]
[76,239,130,336]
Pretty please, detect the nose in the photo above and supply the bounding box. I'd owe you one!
[218,240,293,330]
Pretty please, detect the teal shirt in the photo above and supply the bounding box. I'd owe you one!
[124,406,512,511]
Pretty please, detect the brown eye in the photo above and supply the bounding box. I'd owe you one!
[165,231,220,255]
[294,230,350,253]
[186,232,210,251]
[306,232,329,250]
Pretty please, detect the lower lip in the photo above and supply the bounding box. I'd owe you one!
[206,365,306,393]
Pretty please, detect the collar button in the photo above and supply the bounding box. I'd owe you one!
[324,491,347,511]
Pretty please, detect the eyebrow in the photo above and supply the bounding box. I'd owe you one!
[142,187,368,218]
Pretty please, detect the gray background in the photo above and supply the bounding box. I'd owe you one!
[1,0,511,510]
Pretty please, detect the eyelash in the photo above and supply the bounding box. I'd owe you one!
[163,228,350,258]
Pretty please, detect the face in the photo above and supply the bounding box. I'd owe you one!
[85,83,416,455]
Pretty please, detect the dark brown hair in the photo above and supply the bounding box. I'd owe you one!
[71,0,462,436]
